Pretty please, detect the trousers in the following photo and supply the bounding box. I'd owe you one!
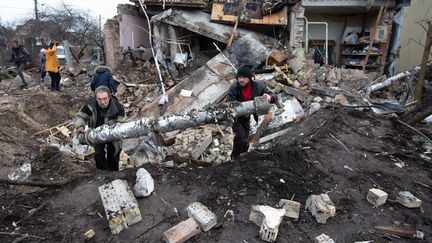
[94,143,120,171]
[231,117,250,158]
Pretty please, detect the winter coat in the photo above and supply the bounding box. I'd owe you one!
[45,45,59,73]
[39,53,46,73]
[228,79,277,121]
[10,45,30,65]
[91,66,117,93]
[74,95,126,154]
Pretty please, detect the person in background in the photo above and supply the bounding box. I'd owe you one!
[91,65,117,94]
[227,64,277,159]
[39,48,46,81]
[10,40,30,88]
[45,42,61,92]
[74,86,126,171]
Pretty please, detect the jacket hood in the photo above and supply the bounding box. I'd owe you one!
[94,65,112,74]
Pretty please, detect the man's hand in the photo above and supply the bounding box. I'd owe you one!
[263,93,272,102]
[76,126,85,134]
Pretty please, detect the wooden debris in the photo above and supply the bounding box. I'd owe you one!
[249,111,273,150]
[373,226,419,239]
[0,178,70,187]
[31,120,72,137]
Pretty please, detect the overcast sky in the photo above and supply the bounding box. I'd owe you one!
[0,0,133,25]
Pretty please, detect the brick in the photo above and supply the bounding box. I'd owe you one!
[305,194,335,224]
[315,233,335,243]
[396,191,422,208]
[98,179,142,235]
[278,199,301,219]
[163,218,201,243]
[187,202,217,232]
[366,188,388,206]
[249,205,285,242]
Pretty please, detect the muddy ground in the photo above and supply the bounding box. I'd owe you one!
[0,78,431,243]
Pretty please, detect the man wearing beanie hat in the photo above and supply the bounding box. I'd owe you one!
[227,64,276,159]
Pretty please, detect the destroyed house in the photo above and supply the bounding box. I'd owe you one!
[106,0,411,76]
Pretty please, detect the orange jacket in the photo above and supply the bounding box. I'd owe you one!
[45,45,59,73]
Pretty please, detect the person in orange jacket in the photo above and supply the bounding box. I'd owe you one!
[45,42,61,92]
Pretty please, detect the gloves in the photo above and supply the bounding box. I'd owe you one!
[76,126,85,134]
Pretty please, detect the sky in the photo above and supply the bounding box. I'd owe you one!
[0,0,133,25]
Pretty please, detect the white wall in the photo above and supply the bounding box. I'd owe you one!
[119,14,150,50]
[396,0,432,72]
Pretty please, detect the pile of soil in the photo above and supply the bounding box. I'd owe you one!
[0,98,430,242]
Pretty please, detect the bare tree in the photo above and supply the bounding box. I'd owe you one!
[38,2,104,62]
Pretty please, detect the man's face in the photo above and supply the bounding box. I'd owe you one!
[238,76,250,88]
[96,92,110,109]
[12,42,18,48]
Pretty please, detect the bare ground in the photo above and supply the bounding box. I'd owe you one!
[0,86,431,243]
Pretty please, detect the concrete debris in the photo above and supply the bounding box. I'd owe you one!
[249,205,285,242]
[133,168,155,197]
[98,179,142,235]
[278,199,301,219]
[224,209,235,222]
[118,150,133,170]
[289,57,305,74]
[8,162,32,181]
[305,194,336,224]
[268,49,290,66]
[308,102,321,115]
[163,218,201,243]
[84,229,95,240]
[334,94,348,105]
[315,233,336,243]
[396,191,422,208]
[187,202,217,232]
[173,129,212,160]
[366,188,388,206]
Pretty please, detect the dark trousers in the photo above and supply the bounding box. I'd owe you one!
[231,118,250,158]
[48,71,61,91]
[16,63,27,86]
[94,143,120,171]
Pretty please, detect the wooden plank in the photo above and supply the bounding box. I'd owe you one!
[373,226,417,239]
[362,6,384,71]
[259,126,292,144]
[210,3,288,26]
[249,111,273,150]
[227,17,239,48]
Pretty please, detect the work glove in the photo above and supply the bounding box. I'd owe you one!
[76,126,85,134]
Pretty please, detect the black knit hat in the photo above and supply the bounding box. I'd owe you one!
[237,65,253,79]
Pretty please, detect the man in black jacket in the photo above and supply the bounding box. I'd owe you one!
[74,86,126,171]
[10,40,30,88]
[227,65,276,159]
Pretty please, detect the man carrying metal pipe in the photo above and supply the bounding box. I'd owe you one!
[228,65,277,159]
[74,86,126,171]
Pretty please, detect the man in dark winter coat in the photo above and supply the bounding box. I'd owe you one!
[90,66,117,94]
[74,86,126,171]
[10,40,30,88]
[227,65,276,159]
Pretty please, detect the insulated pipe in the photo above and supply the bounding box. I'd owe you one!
[78,96,272,145]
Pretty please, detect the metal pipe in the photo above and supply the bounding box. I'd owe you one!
[78,96,271,145]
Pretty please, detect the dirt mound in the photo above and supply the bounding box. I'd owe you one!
[0,105,431,242]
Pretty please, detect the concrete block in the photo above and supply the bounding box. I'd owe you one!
[133,168,154,197]
[315,233,336,243]
[305,194,335,224]
[98,179,142,235]
[366,188,388,206]
[396,191,422,208]
[163,218,201,243]
[278,199,301,219]
[187,202,217,232]
[249,205,285,242]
